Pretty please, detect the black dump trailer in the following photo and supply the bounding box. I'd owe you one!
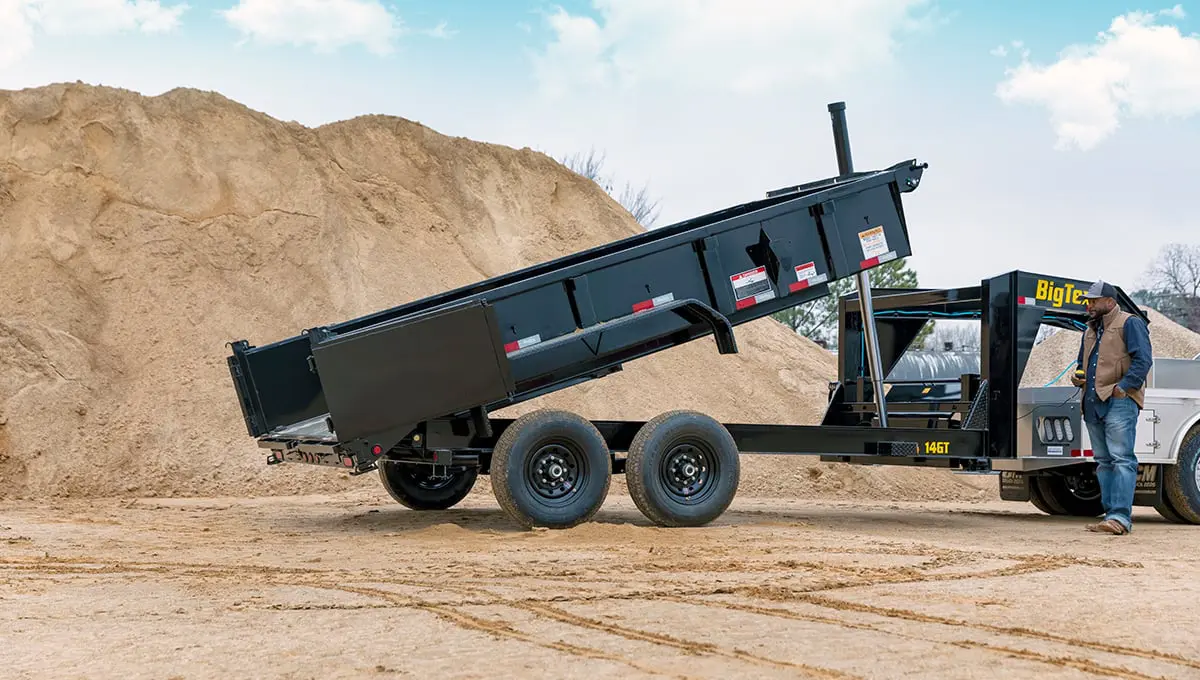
[227,101,937,529]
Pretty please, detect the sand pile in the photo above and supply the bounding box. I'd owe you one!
[0,82,988,503]
[1023,308,1200,388]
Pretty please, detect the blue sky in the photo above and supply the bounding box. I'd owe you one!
[3,0,1199,292]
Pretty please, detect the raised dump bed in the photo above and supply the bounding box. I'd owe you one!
[226,101,936,528]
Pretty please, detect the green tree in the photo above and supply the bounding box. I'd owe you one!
[772,258,930,348]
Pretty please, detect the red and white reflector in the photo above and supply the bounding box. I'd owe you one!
[859,250,898,269]
[736,291,776,310]
[504,333,542,354]
[633,292,675,313]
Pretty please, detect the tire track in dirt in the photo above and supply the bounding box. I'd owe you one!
[2,548,1174,679]
[0,557,790,678]
[949,641,1173,680]
[658,595,1183,680]
[794,594,1200,673]
[311,569,856,678]
[326,584,688,679]
[508,601,858,680]
[0,556,852,678]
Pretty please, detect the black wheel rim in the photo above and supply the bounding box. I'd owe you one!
[659,440,718,505]
[525,440,585,506]
[1065,472,1101,501]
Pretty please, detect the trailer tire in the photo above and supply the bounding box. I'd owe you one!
[626,410,740,527]
[1033,470,1104,517]
[489,410,612,530]
[378,461,477,511]
[1162,427,1200,525]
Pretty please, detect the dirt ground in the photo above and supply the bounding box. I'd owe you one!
[4,482,1199,680]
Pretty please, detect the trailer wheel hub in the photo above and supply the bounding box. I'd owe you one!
[528,443,582,502]
[661,442,716,504]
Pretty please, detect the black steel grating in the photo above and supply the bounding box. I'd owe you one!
[963,379,989,430]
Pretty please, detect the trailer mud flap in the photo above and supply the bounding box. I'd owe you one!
[999,471,1032,502]
[1134,463,1164,506]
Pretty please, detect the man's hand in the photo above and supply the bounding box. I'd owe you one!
[1113,384,1127,398]
[1070,369,1086,388]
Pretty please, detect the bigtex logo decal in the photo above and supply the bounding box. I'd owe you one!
[1034,279,1086,308]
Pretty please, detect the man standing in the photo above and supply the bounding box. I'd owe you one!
[1070,280,1153,535]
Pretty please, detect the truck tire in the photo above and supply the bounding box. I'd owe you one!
[489,409,612,529]
[379,461,477,510]
[1027,480,1062,515]
[1162,426,1200,524]
[1154,497,1190,524]
[1033,470,1104,517]
[626,410,740,527]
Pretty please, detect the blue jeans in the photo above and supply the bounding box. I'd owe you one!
[1084,396,1140,530]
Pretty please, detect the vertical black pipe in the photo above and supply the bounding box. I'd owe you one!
[828,102,853,176]
[828,101,889,427]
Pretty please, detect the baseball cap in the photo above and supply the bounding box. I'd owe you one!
[1082,280,1118,299]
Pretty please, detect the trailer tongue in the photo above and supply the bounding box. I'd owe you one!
[225,99,931,527]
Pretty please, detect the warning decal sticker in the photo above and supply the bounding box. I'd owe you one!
[789,261,829,292]
[857,225,899,268]
[858,225,890,260]
[730,266,776,310]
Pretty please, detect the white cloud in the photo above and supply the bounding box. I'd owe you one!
[0,0,187,68]
[0,1,36,68]
[995,6,1200,150]
[422,21,456,40]
[25,0,187,34]
[221,0,402,56]
[530,0,937,98]
[1162,3,1187,18]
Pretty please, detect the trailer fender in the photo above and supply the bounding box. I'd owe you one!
[1167,413,1200,465]
[1162,425,1200,524]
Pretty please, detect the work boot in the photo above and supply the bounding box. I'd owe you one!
[1085,519,1129,535]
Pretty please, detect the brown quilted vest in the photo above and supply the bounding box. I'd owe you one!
[1080,306,1145,408]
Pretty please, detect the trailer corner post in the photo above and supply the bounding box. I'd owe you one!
[828,101,889,427]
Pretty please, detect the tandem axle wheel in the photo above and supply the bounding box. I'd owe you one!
[489,409,612,529]
[484,408,742,530]
[626,410,740,527]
